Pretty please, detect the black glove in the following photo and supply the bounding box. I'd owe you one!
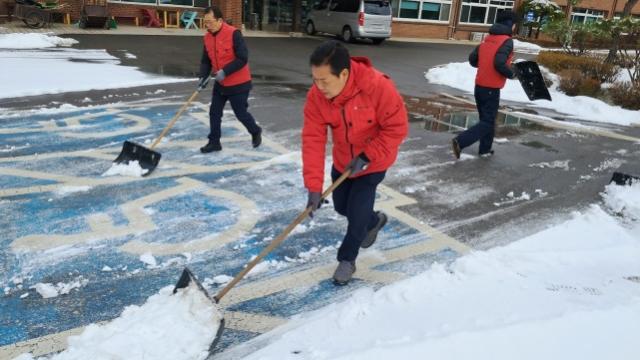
[213,70,226,82]
[347,153,370,177]
[306,191,322,218]
[197,76,210,91]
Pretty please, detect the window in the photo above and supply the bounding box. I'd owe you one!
[331,0,359,13]
[108,0,209,7]
[365,1,391,16]
[314,0,330,11]
[571,8,604,23]
[460,0,514,25]
[393,0,451,22]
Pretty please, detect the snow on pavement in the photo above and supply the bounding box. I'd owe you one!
[425,62,640,126]
[0,33,77,49]
[0,33,191,99]
[240,183,640,360]
[15,284,222,360]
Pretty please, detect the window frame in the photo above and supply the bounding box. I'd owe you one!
[392,0,452,23]
[458,0,514,26]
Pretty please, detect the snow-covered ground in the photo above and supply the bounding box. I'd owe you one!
[237,182,640,360]
[513,39,544,55]
[0,33,191,99]
[425,62,640,126]
[15,284,222,360]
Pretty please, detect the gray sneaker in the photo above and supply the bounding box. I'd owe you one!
[332,261,356,286]
[360,211,387,249]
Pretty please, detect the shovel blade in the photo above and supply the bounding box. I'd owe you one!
[611,171,640,186]
[113,141,161,176]
[174,267,225,356]
[514,61,552,102]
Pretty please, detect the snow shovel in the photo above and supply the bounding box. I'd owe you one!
[610,171,640,186]
[113,80,210,176]
[513,61,552,101]
[172,169,352,354]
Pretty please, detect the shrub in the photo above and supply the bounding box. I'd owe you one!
[559,69,602,97]
[609,82,640,110]
[537,51,619,83]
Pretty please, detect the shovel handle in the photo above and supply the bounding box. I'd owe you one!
[214,169,352,302]
[150,89,201,150]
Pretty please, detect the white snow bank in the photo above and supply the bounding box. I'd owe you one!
[17,284,221,360]
[103,160,148,177]
[54,186,92,196]
[0,33,77,49]
[0,48,192,99]
[425,62,640,126]
[243,186,640,360]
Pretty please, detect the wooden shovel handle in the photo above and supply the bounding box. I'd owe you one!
[150,90,200,150]
[214,169,352,302]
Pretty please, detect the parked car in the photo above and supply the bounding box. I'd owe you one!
[305,0,392,44]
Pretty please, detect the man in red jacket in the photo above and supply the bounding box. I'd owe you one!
[452,10,518,159]
[303,41,408,285]
[197,6,262,153]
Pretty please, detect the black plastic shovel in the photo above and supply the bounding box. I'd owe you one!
[172,169,352,355]
[611,171,640,185]
[113,81,209,176]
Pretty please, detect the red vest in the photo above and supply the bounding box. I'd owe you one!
[204,23,251,87]
[475,34,513,89]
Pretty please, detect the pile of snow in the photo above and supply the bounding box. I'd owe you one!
[602,181,640,221]
[103,160,149,177]
[34,277,88,299]
[425,62,640,126]
[54,186,92,196]
[16,285,222,360]
[241,184,640,360]
[529,160,571,171]
[0,33,77,49]
[513,39,544,55]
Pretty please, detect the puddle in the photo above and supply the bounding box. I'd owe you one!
[521,141,559,153]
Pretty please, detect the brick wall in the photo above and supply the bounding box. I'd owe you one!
[214,0,241,27]
[392,21,449,39]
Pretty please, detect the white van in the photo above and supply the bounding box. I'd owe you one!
[305,0,392,44]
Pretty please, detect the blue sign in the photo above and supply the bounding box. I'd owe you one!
[526,11,535,22]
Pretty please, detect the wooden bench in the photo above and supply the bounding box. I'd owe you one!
[111,15,139,26]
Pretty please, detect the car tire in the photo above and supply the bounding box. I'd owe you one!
[306,21,316,35]
[341,26,354,43]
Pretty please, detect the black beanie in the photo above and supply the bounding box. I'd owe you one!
[496,10,517,27]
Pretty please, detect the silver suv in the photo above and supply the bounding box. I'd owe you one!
[305,0,392,44]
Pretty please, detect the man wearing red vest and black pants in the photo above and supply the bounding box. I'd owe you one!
[198,6,262,153]
[303,41,408,285]
[452,10,518,159]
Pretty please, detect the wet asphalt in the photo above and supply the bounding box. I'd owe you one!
[3,34,639,249]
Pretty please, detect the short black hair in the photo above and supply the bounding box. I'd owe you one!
[310,40,350,76]
[204,5,223,20]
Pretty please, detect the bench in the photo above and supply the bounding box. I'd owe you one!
[111,15,139,26]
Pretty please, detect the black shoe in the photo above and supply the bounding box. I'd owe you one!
[251,129,262,148]
[200,140,222,153]
[451,138,461,160]
[361,211,387,249]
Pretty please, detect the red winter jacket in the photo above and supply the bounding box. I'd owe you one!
[470,23,515,89]
[302,57,408,192]
[204,22,252,87]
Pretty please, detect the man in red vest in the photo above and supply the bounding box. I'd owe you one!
[452,10,518,159]
[198,6,262,153]
[303,41,408,285]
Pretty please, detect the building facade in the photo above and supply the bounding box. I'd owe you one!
[1,0,639,39]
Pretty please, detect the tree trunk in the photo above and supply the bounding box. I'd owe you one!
[292,0,302,32]
[606,0,640,63]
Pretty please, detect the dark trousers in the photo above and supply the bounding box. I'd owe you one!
[208,87,261,141]
[456,85,500,155]
[331,166,386,262]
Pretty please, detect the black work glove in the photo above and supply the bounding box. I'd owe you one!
[306,191,322,218]
[197,76,210,91]
[347,153,370,177]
